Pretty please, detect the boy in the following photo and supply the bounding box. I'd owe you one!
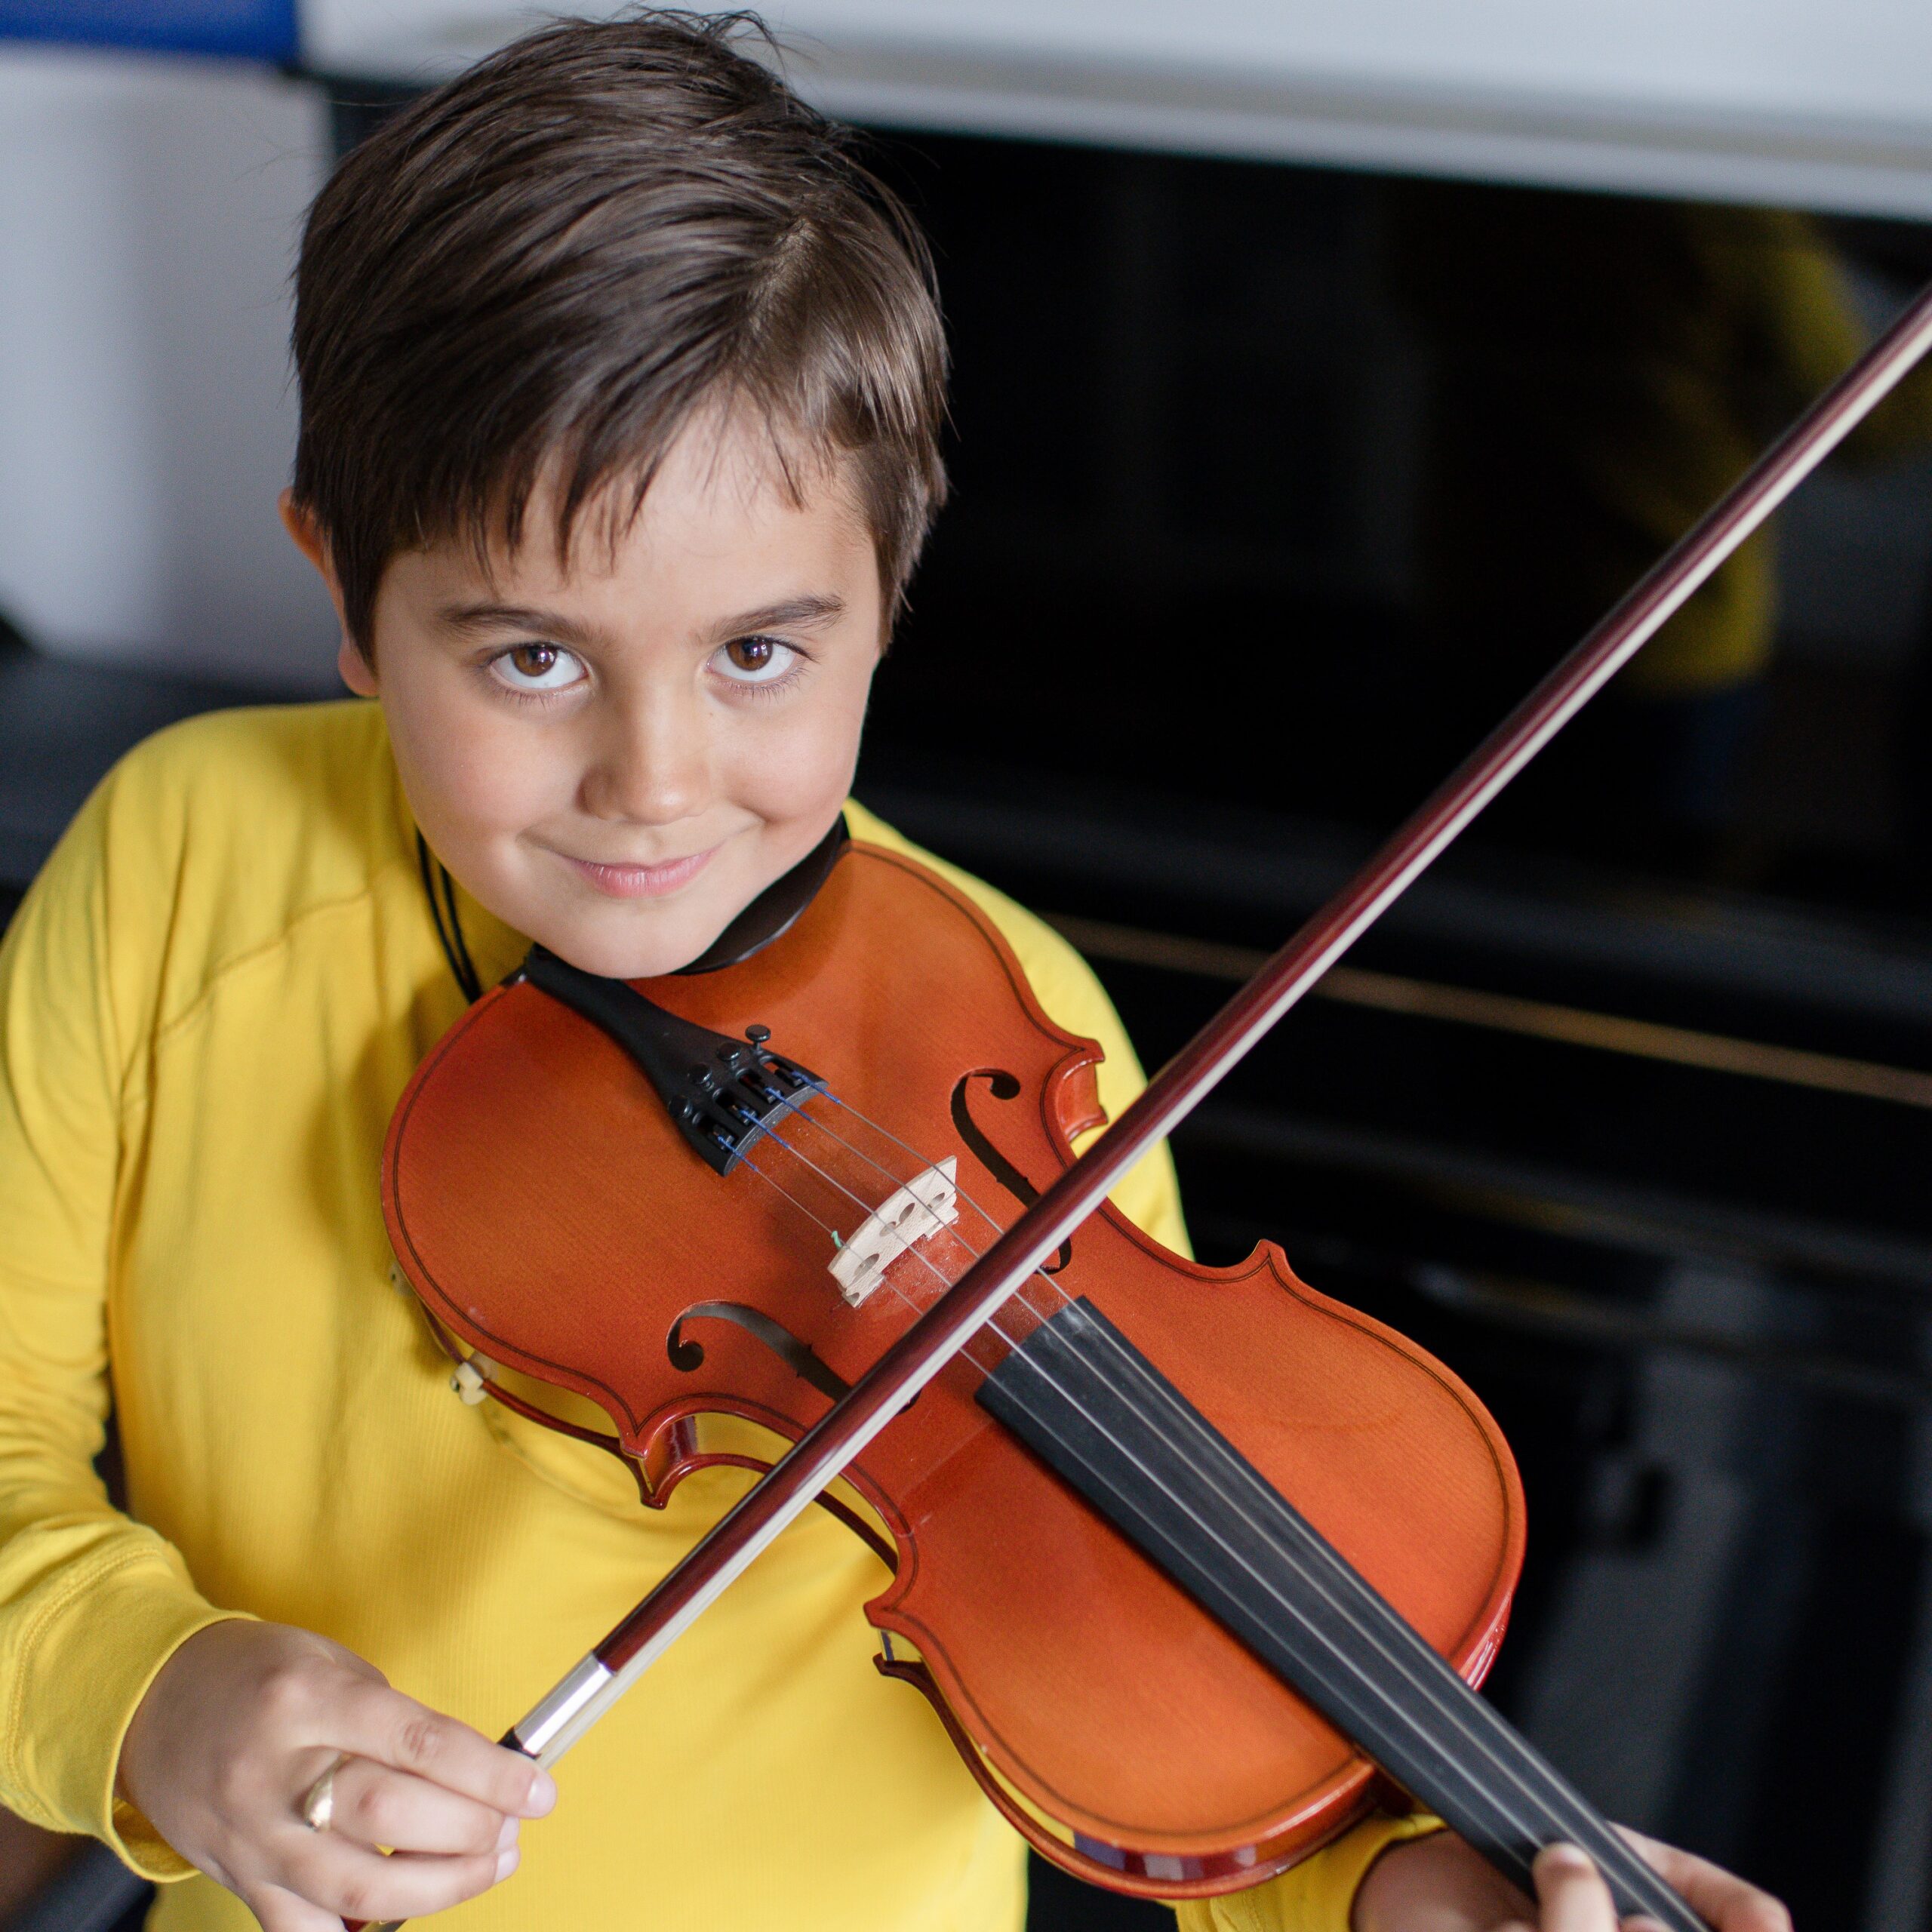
[0,16,1784,1932]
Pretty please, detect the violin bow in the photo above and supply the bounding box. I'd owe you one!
[357,278,1932,1932]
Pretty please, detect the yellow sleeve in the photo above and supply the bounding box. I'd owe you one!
[1175,1815,1445,1932]
[0,765,242,1877]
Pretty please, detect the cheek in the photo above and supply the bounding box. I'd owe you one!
[390,682,573,845]
[730,682,870,820]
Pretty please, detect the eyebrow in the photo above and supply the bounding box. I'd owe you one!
[435,602,601,648]
[434,592,848,648]
[703,593,848,642]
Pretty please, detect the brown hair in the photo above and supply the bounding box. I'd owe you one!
[291,11,948,649]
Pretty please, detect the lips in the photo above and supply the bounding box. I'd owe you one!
[558,847,718,900]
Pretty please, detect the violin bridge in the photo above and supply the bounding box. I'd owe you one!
[830,1158,960,1307]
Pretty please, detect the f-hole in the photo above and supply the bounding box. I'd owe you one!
[667,1303,851,1401]
[950,1071,1073,1273]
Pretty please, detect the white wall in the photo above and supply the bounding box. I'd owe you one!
[309,0,1932,220]
[0,46,337,685]
[309,0,1932,118]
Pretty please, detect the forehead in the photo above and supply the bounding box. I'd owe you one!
[476,412,875,601]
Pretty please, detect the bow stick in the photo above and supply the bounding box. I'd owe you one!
[356,275,1932,1932]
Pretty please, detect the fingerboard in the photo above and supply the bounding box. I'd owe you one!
[977,1299,1704,1930]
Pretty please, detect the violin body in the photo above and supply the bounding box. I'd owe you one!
[384,841,1524,1897]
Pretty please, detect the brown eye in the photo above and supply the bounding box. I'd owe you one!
[715,635,796,685]
[491,641,584,692]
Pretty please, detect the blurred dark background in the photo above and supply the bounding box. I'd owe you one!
[856,135,1932,1932]
[13,93,1932,1932]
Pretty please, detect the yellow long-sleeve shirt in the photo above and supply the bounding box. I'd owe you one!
[0,700,1432,1930]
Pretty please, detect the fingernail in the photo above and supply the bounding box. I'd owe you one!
[494,1815,519,1851]
[494,1845,520,1882]
[1542,1844,1593,1873]
[526,1770,558,1816]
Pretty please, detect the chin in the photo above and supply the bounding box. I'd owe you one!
[528,913,712,982]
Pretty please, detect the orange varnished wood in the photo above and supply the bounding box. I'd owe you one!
[384,841,1524,1897]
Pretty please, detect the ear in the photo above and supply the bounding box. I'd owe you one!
[279,488,377,696]
[335,633,379,698]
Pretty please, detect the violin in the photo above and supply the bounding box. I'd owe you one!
[365,282,1932,1932]
[391,835,1523,1895]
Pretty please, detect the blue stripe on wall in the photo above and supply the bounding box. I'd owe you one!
[0,0,298,60]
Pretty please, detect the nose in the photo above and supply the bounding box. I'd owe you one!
[578,682,710,826]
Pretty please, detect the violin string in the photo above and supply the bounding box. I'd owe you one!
[755,1104,1444,1724]
[732,1144,845,1245]
[761,1100,1385,1643]
[730,1057,1064,1365]
[809,1090,1084,1313]
[1039,1312,1587,1857]
[775,1101,1075,1328]
[768,1099,1437,1634]
[736,1129,1018,1377]
[762,1100,1105,1394]
[988,1331,1567,1862]
[781,1100,1010,1257]
[745,1120,1025,1374]
[734,1124,1551,1844]
[687,1032,1603,1867]
[793,1092,1094,1361]
[735,1138,1017,1374]
[744,1094,1575,1861]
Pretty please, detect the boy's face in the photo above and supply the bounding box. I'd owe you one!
[294,415,885,979]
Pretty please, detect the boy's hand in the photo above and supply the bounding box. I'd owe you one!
[1352,1827,1791,1932]
[119,1621,555,1931]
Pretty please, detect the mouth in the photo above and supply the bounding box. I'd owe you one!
[556,847,720,900]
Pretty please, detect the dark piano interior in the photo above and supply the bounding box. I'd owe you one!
[9,118,1932,1931]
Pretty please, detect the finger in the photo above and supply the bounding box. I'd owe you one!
[1534,1844,1620,1932]
[1617,1829,1792,1932]
[321,1756,518,1857]
[330,1681,555,1818]
[249,1880,369,1932]
[276,1830,516,1923]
